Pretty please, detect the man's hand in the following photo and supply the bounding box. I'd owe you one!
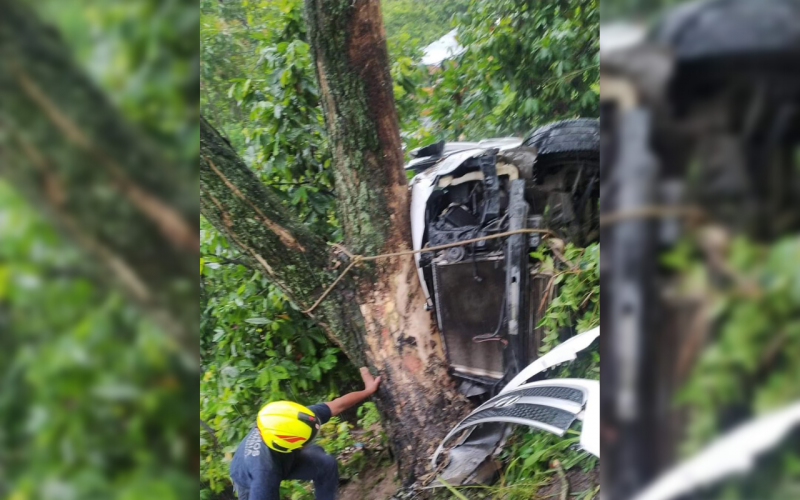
[360,367,381,395]
[325,367,382,416]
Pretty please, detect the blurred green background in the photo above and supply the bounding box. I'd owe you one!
[0,1,198,499]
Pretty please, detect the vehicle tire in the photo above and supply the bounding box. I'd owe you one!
[651,0,800,61]
[523,118,599,168]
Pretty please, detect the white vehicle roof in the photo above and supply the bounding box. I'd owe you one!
[421,29,466,66]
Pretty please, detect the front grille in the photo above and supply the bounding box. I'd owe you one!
[461,403,576,431]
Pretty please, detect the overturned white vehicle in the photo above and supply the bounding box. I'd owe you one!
[407,119,599,393]
[405,120,600,485]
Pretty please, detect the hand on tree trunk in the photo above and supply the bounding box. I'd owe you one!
[325,367,382,416]
[360,366,382,395]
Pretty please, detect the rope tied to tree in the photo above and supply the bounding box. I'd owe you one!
[302,204,707,314]
[302,228,555,314]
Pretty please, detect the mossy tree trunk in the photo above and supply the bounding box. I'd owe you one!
[0,1,198,348]
[200,0,467,482]
[304,0,467,482]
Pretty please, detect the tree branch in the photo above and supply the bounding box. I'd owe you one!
[205,254,255,270]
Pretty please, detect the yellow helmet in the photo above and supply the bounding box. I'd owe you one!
[257,401,320,453]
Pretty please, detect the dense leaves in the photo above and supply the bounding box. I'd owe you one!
[493,242,600,499]
[381,0,470,47]
[200,217,359,498]
[424,0,599,140]
[0,182,194,500]
[660,236,800,498]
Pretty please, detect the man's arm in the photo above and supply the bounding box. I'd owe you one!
[325,367,381,416]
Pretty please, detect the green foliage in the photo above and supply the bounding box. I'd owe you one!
[423,0,599,140]
[200,218,358,497]
[204,0,339,239]
[657,234,800,499]
[201,0,260,148]
[200,217,389,498]
[357,401,382,429]
[665,237,800,454]
[532,242,600,358]
[316,418,357,457]
[382,0,470,47]
[0,181,190,500]
[42,0,199,165]
[494,429,597,499]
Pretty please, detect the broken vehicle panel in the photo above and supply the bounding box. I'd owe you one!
[500,327,600,394]
[431,378,600,469]
[431,328,600,486]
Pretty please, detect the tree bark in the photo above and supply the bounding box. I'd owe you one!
[304,0,468,482]
[0,1,198,348]
[202,0,469,483]
[200,117,367,360]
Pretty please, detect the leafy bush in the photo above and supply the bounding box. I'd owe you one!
[200,219,359,498]
[1,1,197,498]
[423,0,599,140]
[382,0,470,47]
[664,236,800,498]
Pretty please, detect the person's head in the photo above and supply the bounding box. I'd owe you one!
[257,401,320,453]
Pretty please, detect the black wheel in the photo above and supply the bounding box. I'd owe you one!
[651,0,800,61]
[523,118,599,163]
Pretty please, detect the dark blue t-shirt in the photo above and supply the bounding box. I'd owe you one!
[229,403,331,497]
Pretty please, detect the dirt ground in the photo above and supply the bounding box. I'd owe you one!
[534,466,599,499]
[334,458,598,500]
[338,463,399,500]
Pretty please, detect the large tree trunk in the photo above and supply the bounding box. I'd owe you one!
[0,1,198,348]
[304,0,467,482]
[200,114,466,482]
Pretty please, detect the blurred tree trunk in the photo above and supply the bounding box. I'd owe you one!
[0,1,198,348]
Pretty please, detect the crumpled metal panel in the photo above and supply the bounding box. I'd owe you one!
[434,423,510,487]
[431,379,597,468]
[501,327,600,394]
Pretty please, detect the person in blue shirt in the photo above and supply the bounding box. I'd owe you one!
[230,367,381,500]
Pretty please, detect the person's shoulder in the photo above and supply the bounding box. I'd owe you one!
[306,402,332,425]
